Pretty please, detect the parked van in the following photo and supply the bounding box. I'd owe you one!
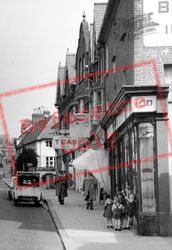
[13,172,42,206]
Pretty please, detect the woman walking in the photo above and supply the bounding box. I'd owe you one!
[56,170,68,205]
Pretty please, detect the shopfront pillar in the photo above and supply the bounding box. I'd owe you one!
[156,118,172,235]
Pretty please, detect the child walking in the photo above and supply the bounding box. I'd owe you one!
[112,195,124,231]
[103,195,114,228]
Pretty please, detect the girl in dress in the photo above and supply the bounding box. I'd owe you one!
[112,195,124,231]
[103,195,114,228]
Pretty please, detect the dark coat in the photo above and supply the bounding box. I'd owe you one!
[82,176,98,201]
[56,175,68,199]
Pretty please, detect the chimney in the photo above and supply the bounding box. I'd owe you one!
[32,113,45,125]
[32,107,45,125]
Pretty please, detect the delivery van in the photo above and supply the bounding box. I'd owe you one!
[13,172,42,206]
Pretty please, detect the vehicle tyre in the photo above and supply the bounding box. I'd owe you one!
[34,200,40,207]
[14,199,18,206]
[8,191,12,201]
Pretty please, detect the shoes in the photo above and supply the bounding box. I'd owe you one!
[118,229,122,231]
[90,208,93,210]
[122,226,126,230]
[114,228,118,231]
[110,225,114,228]
[125,226,130,230]
[107,225,109,228]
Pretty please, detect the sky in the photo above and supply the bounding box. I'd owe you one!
[0,0,107,138]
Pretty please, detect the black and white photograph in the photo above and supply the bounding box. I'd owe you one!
[0,0,172,249]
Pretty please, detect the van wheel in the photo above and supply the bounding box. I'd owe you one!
[8,191,12,201]
[34,201,40,207]
[14,199,18,206]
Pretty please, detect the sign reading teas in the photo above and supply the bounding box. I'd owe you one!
[53,136,78,152]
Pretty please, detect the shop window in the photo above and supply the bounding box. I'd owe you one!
[138,123,156,213]
[113,128,138,195]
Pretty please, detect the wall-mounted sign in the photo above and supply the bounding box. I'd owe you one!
[131,96,156,113]
[69,113,91,138]
[53,136,78,152]
[143,0,172,47]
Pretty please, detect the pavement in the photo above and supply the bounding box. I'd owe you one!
[3,177,172,250]
[42,189,172,250]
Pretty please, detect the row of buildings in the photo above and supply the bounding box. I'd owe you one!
[53,0,172,237]
[17,0,172,237]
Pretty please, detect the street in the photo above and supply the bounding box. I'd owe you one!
[0,178,63,250]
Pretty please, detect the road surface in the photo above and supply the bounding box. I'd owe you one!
[0,174,63,250]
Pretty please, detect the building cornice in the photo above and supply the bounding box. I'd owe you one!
[100,85,169,128]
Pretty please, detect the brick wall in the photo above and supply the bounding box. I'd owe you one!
[104,0,172,105]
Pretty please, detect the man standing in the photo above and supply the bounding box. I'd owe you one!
[82,171,98,210]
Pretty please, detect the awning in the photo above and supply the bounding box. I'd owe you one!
[73,148,110,193]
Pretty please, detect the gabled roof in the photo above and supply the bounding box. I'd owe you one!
[94,3,107,42]
[38,116,55,140]
[78,14,90,54]
[17,116,53,147]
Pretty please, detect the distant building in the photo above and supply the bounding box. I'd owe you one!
[17,109,56,176]
[0,135,15,167]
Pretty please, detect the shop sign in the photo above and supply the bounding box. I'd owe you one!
[143,0,172,47]
[69,113,91,138]
[53,136,78,151]
[131,96,156,113]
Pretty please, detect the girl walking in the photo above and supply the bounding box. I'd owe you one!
[103,195,114,228]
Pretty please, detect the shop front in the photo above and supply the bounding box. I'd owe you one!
[101,85,172,236]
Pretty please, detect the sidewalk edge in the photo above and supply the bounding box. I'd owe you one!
[43,198,68,250]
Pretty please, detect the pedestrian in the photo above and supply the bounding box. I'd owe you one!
[82,171,98,210]
[62,170,68,197]
[68,173,74,190]
[120,189,129,229]
[125,186,135,229]
[56,170,68,205]
[103,194,114,228]
[112,195,124,231]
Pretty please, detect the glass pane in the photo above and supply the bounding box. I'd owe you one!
[139,123,156,213]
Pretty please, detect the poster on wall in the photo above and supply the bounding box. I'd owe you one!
[143,0,172,47]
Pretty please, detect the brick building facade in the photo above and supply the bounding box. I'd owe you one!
[54,0,172,236]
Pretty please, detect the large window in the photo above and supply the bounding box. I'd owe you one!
[46,157,55,168]
[46,140,52,147]
[113,127,138,195]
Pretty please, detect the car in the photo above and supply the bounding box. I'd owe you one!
[8,176,16,201]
